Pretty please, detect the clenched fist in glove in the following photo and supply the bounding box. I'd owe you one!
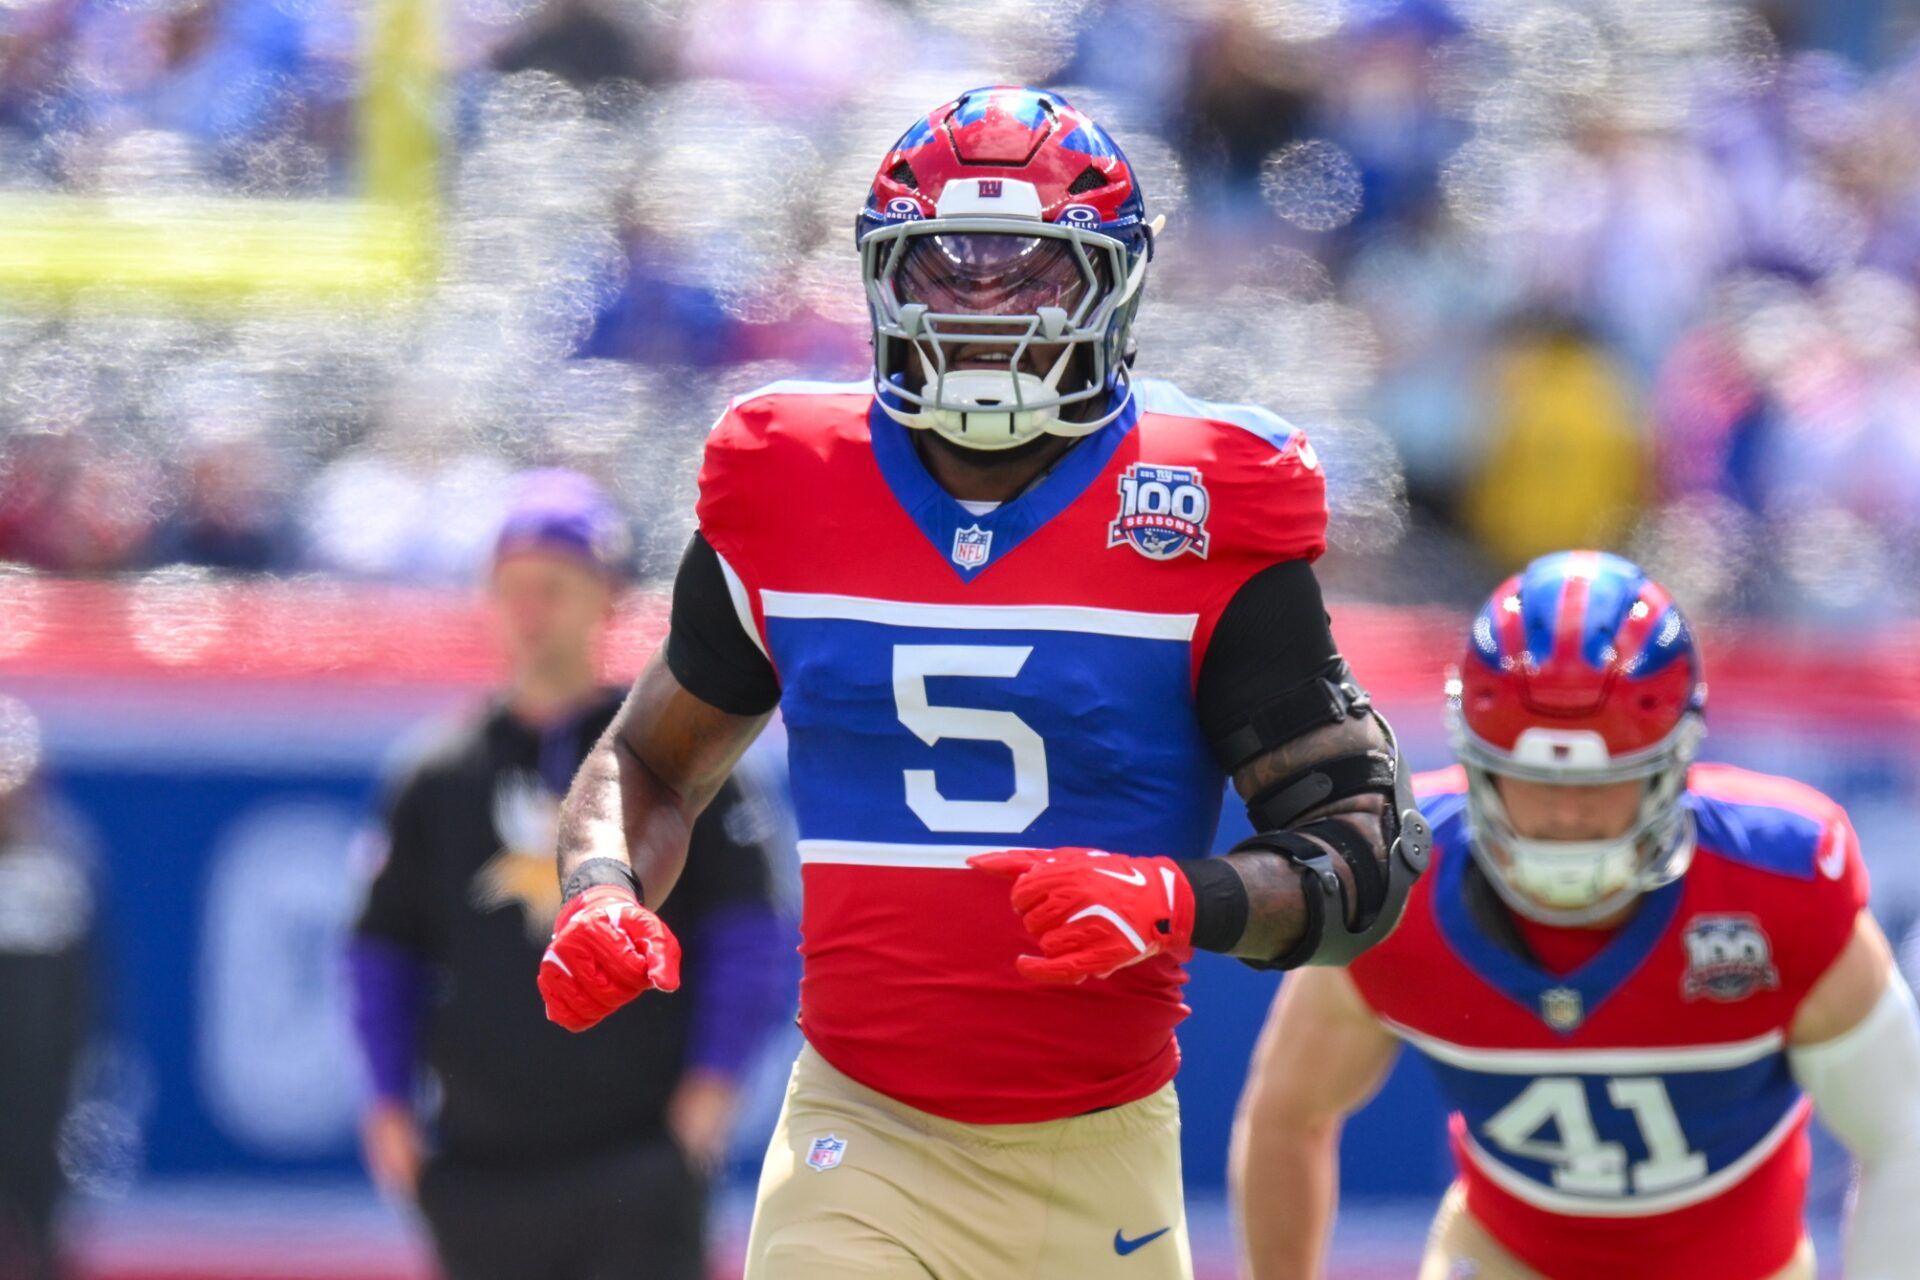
[969,847,1196,984]
[538,870,681,1032]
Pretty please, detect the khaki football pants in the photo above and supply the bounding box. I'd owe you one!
[743,1044,1192,1280]
[1417,1182,1816,1280]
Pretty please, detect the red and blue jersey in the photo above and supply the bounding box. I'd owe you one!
[1350,764,1869,1280]
[695,379,1326,1123]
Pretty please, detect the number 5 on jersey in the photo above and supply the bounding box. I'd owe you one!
[892,644,1050,833]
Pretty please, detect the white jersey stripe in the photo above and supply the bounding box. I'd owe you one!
[712,547,768,660]
[1381,1020,1786,1074]
[761,591,1197,641]
[1459,1096,1810,1218]
[797,839,1021,870]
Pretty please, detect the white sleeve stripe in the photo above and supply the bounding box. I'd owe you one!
[1790,976,1920,1159]
[760,591,1197,640]
[797,840,1010,869]
[712,548,768,661]
[1791,977,1920,1276]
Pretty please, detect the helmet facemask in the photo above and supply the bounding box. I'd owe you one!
[860,216,1148,451]
[1449,702,1705,927]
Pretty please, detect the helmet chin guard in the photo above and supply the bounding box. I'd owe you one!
[1454,718,1701,926]
[853,87,1158,453]
[861,213,1148,451]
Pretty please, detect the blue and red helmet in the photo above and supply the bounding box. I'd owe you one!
[855,86,1152,256]
[855,87,1157,452]
[1448,551,1708,923]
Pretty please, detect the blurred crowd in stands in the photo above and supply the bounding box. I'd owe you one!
[0,0,1917,618]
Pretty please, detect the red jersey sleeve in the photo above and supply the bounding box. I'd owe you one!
[1783,808,1871,1011]
[1205,423,1329,570]
[693,396,768,582]
[1187,416,1330,668]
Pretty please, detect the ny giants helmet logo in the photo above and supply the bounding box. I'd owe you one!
[1681,915,1780,1002]
[1110,464,1209,560]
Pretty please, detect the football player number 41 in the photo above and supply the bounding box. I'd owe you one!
[892,645,1050,833]
[1483,1076,1708,1197]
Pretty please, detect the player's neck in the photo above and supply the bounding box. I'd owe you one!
[1515,900,1638,933]
[915,432,1079,504]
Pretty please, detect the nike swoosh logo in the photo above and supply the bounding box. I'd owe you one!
[1114,1227,1170,1256]
[1818,826,1849,881]
[1094,868,1148,886]
[1069,905,1147,955]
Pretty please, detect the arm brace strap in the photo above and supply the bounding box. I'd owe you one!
[1230,711,1432,970]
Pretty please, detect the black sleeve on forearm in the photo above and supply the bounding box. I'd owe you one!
[664,533,782,716]
[1194,558,1341,767]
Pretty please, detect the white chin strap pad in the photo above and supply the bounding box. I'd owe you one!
[916,346,1083,451]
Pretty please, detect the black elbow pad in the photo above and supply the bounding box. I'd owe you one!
[1232,710,1433,970]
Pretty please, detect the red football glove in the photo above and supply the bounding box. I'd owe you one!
[968,847,1196,984]
[537,885,682,1032]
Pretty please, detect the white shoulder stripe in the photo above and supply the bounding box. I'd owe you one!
[798,840,1010,869]
[712,548,768,660]
[760,591,1197,641]
[732,378,873,404]
[1132,378,1300,450]
[1382,1019,1786,1074]
[1461,1096,1809,1217]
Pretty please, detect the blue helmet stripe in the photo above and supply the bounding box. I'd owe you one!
[1628,606,1695,678]
[1518,568,1568,666]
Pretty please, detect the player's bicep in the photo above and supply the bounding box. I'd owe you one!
[614,650,772,816]
[1790,910,1897,1047]
[1241,968,1399,1128]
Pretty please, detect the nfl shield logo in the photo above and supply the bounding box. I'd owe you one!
[951,523,992,569]
[806,1134,847,1173]
[1540,986,1584,1032]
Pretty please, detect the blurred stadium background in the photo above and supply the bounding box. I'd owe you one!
[2,0,1920,1275]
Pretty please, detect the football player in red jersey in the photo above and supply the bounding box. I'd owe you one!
[537,87,1430,1278]
[1233,551,1920,1280]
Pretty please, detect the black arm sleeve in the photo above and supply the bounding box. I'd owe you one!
[1195,558,1340,769]
[664,533,782,716]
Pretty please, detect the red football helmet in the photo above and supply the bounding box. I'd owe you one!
[855,86,1157,452]
[1448,551,1707,924]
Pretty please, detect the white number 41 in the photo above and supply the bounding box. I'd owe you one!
[1483,1076,1707,1197]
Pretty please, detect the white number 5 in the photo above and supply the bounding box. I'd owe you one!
[892,644,1050,833]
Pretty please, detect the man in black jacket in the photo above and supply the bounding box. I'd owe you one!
[347,471,792,1280]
